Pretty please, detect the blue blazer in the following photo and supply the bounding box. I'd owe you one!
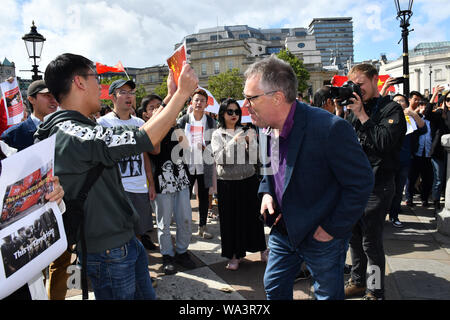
[259,101,374,248]
[0,117,37,151]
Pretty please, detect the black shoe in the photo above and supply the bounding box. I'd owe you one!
[433,200,441,211]
[141,234,156,250]
[421,201,429,207]
[175,252,196,269]
[391,218,404,228]
[294,269,311,282]
[344,263,352,275]
[162,255,176,275]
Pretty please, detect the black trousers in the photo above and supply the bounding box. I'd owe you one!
[188,173,209,227]
[349,176,395,298]
[407,156,433,202]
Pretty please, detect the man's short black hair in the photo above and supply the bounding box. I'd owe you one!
[44,53,95,103]
[409,91,423,100]
[393,93,409,107]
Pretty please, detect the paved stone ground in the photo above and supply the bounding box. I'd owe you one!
[66,196,450,300]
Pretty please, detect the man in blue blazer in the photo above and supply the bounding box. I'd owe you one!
[242,56,374,300]
[1,80,58,151]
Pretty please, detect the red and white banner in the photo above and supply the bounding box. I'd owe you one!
[0,78,24,126]
[199,86,220,114]
[237,100,251,123]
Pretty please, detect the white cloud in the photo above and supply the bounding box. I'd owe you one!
[0,0,448,79]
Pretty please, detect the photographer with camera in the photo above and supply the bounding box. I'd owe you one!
[344,64,406,300]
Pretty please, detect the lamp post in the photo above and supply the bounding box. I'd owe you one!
[22,21,46,81]
[395,0,414,97]
[429,64,433,95]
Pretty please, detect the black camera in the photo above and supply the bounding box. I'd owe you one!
[329,81,362,106]
[390,76,404,85]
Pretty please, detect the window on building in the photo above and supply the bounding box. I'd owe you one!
[228,61,233,71]
[435,69,443,80]
[214,51,219,57]
[201,52,206,58]
[227,49,233,55]
[267,47,282,54]
[295,31,307,37]
[201,63,207,76]
[214,62,220,74]
[297,43,305,48]
[239,34,249,39]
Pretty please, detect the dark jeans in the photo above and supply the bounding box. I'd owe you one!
[389,162,410,220]
[188,173,209,227]
[349,176,395,298]
[407,156,433,202]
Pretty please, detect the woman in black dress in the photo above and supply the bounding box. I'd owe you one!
[211,99,267,270]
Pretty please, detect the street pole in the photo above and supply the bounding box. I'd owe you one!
[429,65,432,95]
[401,23,410,96]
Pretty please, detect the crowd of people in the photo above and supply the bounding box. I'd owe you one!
[0,52,449,301]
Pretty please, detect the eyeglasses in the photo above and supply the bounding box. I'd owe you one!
[243,91,277,104]
[117,90,136,96]
[78,73,100,83]
[226,109,240,116]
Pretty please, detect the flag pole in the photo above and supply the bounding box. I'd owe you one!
[123,67,130,80]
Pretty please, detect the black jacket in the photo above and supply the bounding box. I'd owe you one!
[423,103,450,160]
[347,96,407,181]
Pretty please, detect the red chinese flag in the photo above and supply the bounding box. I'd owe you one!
[167,44,186,86]
[377,75,395,93]
[331,75,348,87]
[100,84,111,100]
[96,61,126,74]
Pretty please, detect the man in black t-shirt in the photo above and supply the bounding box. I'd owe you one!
[149,125,195,275]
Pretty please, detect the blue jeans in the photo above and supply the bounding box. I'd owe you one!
[85,236,156,300]
[431,157,445,202]
[389,162,410,220]
[264,229,349,300]
[154,188,192,256]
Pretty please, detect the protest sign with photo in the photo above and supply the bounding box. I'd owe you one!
[0,136,67,299]
[0,77,24,126]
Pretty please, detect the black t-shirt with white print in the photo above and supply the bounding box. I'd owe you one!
[150,126,190,194]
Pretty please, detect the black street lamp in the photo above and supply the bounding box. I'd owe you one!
[22,21,46,81]
[395,0,414,97]
[429,64,433,95]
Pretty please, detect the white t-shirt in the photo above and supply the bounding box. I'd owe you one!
[97,112,148,193]
[185,113,206,175]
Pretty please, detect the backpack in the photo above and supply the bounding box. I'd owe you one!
[63,163,104,300]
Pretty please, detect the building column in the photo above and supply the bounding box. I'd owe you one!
[414,68,421,93]
[438,134,450,236]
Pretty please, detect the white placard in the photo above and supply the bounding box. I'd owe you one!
[0,136,67,299]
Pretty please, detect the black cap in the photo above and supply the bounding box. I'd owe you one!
[109,79,136,95]
[27,80,49,97]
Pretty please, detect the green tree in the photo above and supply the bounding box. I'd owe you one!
[276,49,310,94]
[154,75,168,99]
[207,68,244,102]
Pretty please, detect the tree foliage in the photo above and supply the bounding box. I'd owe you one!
[207,68,244,102]
[153,75,168,99]
[276,49,310,94]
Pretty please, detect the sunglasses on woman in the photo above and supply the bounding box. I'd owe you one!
[226,109,241,116]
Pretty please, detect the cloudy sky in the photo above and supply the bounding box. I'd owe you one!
[1,0,449,79]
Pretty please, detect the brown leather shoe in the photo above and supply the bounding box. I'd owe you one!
[344,279,366,298]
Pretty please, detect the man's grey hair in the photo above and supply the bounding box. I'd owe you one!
[244,54,298,103]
